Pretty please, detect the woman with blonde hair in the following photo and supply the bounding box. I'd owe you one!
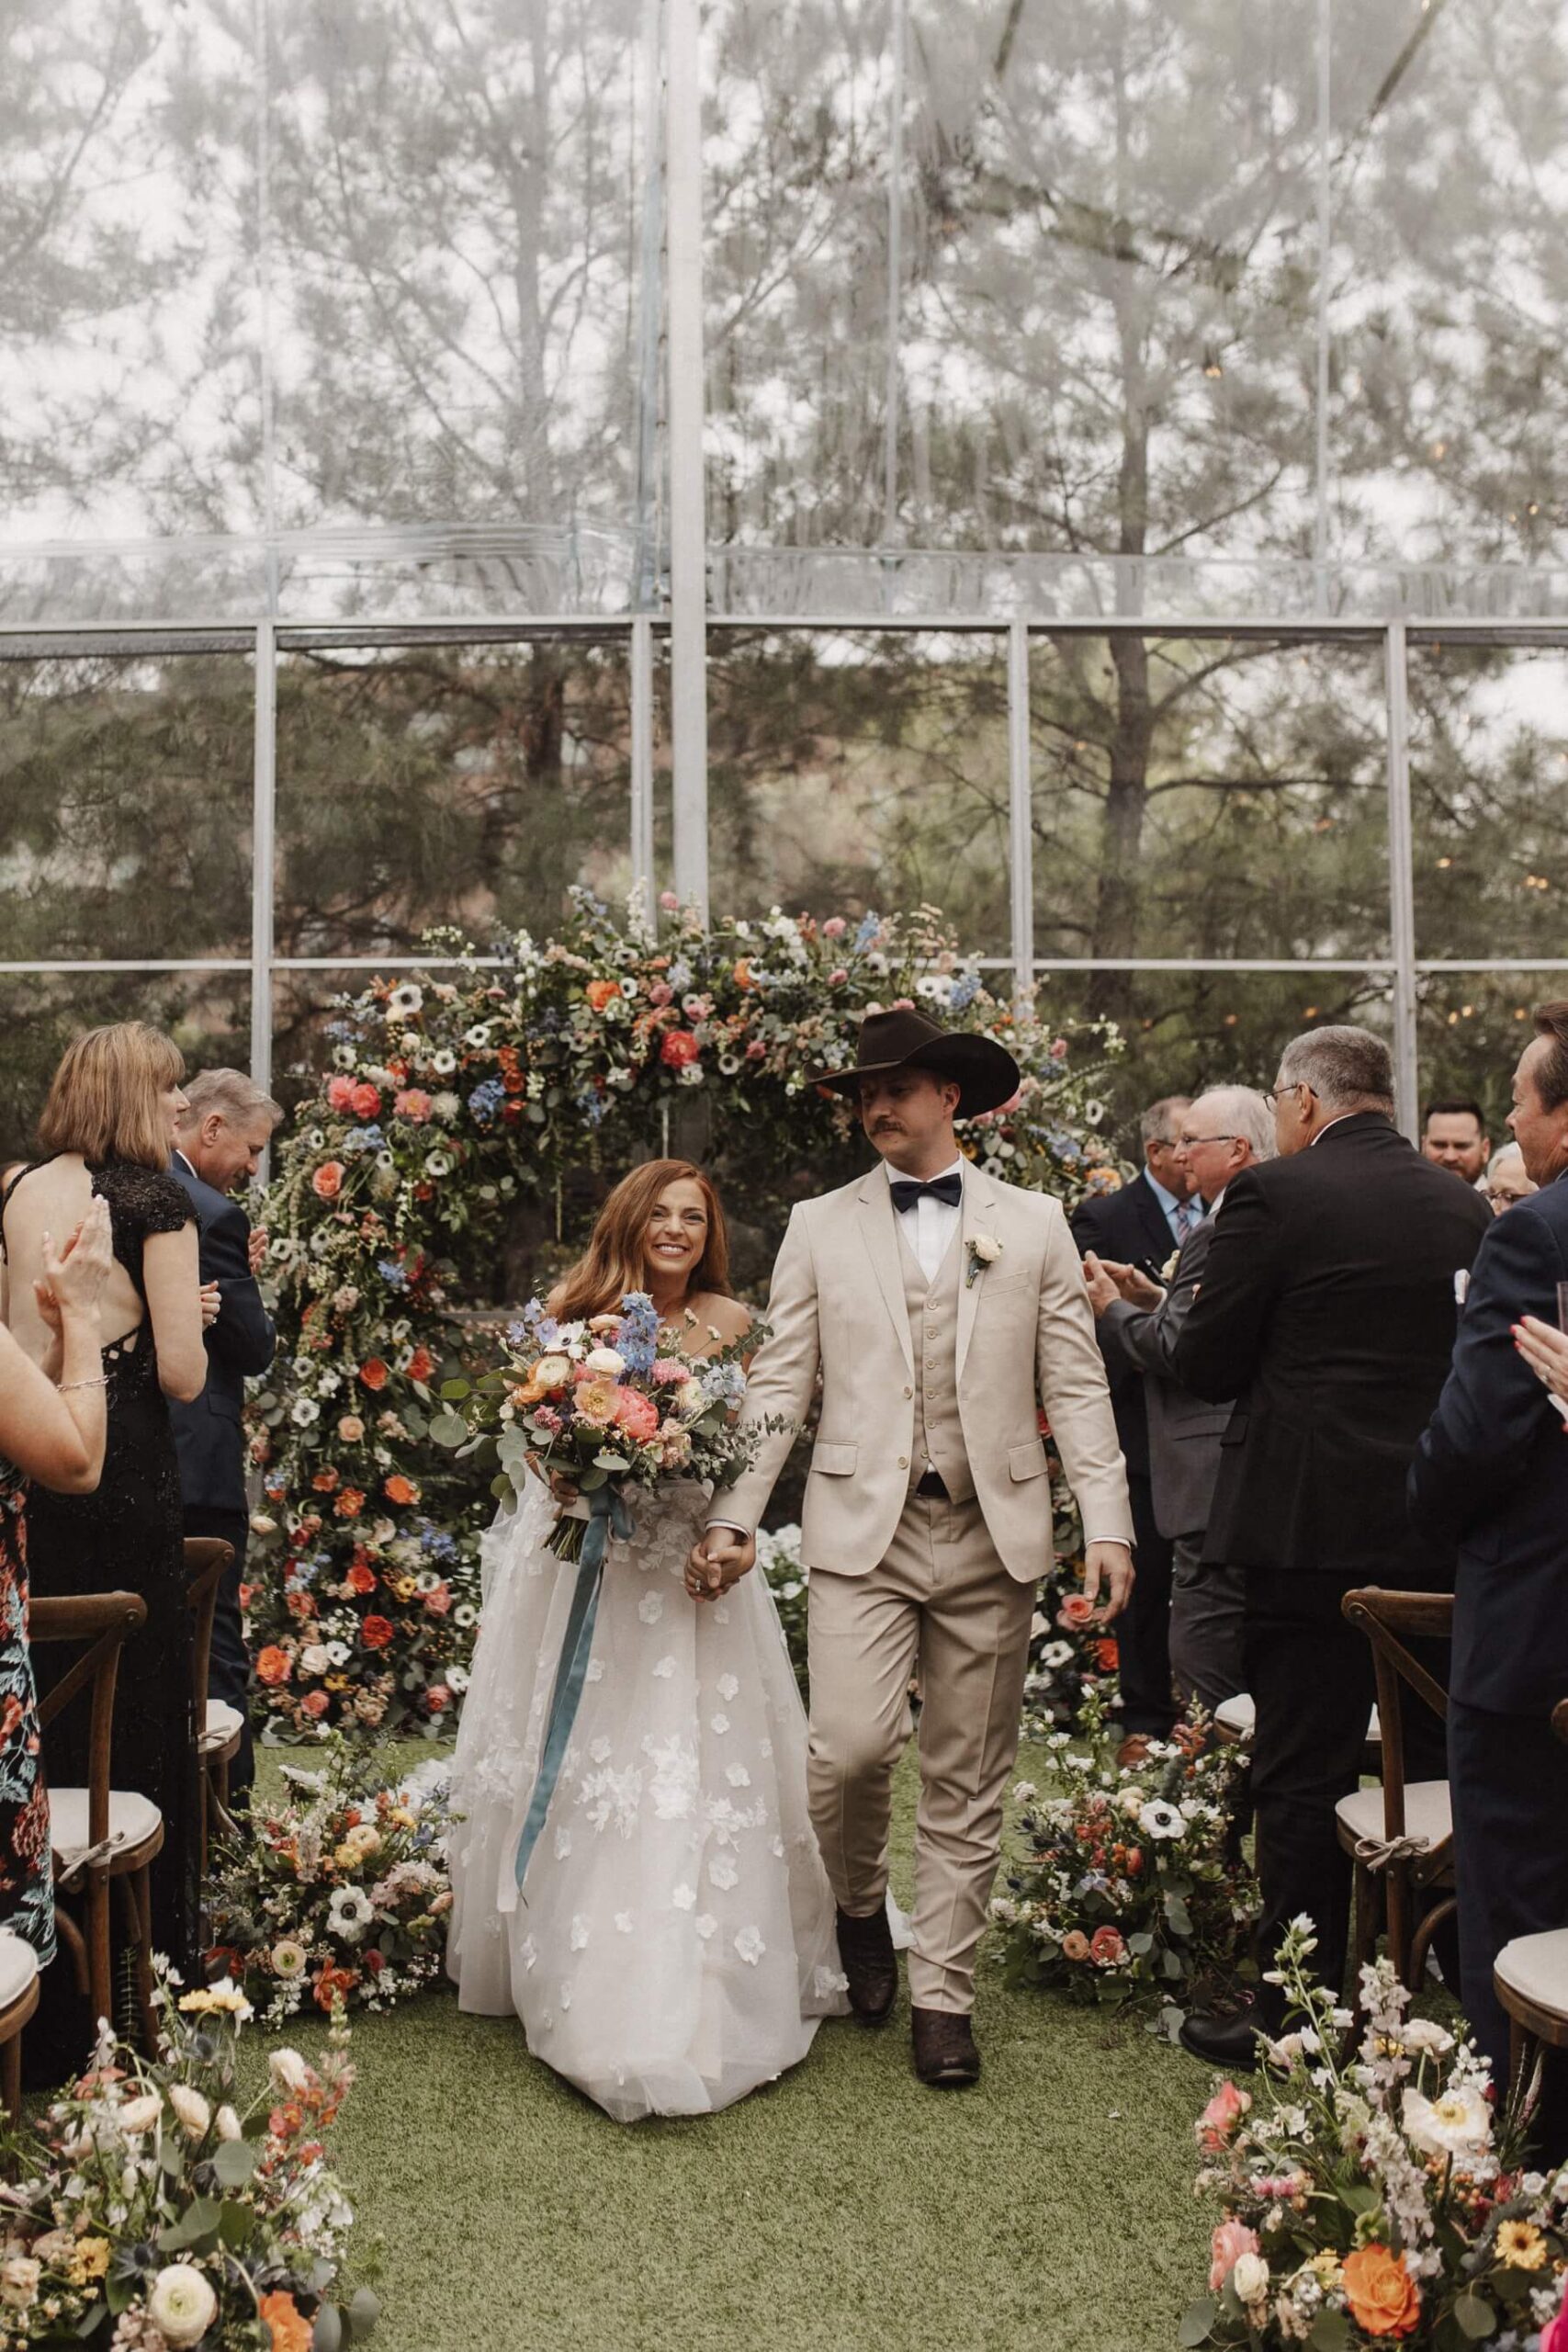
[2,1022,209,2041]
[447,1159,848,2120]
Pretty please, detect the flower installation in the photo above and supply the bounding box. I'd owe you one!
[446,1292,777,1560]
[1183,1917,1568,2350]
[0,1963,376,2349]
[1021,1453,1122,1732]
[990,1708,1254,2028]
[207,1740,453,2026]
[247,891,1122,1736]
[754,1522,809,1697]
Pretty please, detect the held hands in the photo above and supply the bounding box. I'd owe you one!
[685,1528,756,1602]
[33,1198,115,1333]
[1080,1540,1135,1624]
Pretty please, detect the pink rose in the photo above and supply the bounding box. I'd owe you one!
[647,982,674,1008]
[614,1388,661,1443]
[822,917,847,939]
[1209,2220,1260,2294]
[351,1082,381,1120]
[1049,1036,1069,1062]
[394,1088,433,1123]
[327,1074,357,1112]
[659,890,680,911]
[745,1039,766,1059]
[425,1685,451,1713]
[828,968,848,986]
[423,1582,452,1616]
[1057,1592,1095,1629]
[1089,1925,1126,1967]
[660,1030,700,1069]
[1198,2080,1251,2151]
[300,1690,331,1720]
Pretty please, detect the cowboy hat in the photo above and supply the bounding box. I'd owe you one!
[821,1007,1021,1122]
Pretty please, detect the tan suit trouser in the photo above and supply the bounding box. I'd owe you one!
[806,1493,1035,2014]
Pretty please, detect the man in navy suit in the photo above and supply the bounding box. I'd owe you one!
[171,1069,282,1808]
[1410,1003,1568,2133]
[1072,1097,1201,1758]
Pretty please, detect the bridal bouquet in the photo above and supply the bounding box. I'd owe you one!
[1182,1917,1568,2350]
[440,1290,775,1561]
[991,1708,1254,2028]
[0,1962,376,2349]
[207,1737,453,2025]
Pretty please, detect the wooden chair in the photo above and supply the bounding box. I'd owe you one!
[1337,1589,1455,2007]
[1495,1697,1568,2120]
[1213,1689,1382,1770]
[184,1538,240,1872]
[0,1935,40,2122]
[31,1591,162,2049]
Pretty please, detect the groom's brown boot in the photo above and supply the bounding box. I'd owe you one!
[911,2007,981,2088]
[835,1905,897,2023]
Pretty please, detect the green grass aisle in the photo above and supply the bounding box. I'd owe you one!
[253,1739,1213,2352]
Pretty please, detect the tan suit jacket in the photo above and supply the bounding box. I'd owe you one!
[719,1165,1133,1583]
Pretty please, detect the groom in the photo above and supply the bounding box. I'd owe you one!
[692,1009,1134,2086]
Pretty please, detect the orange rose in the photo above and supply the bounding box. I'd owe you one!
[310,1468,340,1494]
[256,1645,291,1687]
[1342,2245,1421,2339]
[346,1563,378,1595]
[384,1474,421,1506]
[258,2294,313,2352]
[407,1347,434,1383]
[361,1615,395,1650]
[333,1487,366,1519]
[733,957,755,989]
[358,1359,389,1392]
[585,978,622,1012]
[311,1160,345,1201]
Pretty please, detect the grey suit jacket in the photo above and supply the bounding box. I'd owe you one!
[1100,1215,1233,1543]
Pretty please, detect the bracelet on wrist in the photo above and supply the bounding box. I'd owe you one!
[57,1374,108,1395]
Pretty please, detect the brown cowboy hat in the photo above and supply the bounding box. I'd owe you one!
[821,1007,1021,1122]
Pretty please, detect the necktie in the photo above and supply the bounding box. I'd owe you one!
[1175,1197,1201,1242]
[889,1172,963,1214]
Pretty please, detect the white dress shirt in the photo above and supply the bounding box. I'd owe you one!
[888,1155,964,1283]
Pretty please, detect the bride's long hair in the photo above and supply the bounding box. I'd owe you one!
[549,1159,733,1322]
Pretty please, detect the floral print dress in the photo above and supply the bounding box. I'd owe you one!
[0,1469,56,1964]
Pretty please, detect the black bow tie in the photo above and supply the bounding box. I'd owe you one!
[889,1172,963,1213]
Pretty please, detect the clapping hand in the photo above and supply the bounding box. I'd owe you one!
[1083,1251,1164,1316]
[33,1197,115,1334]
[249,1226,268,1277]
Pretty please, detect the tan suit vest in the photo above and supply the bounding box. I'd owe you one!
[900,1225,976,1505]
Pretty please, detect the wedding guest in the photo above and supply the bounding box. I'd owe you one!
[0,1195,116,1961]
[1422,1098,1492,1186]
[1410,1003,1568,2147]
[1083,1087,1275,1713]
[1169,1027,1490,2068]
[1484,1141,1539,1215]
[171,1069,281,1809]
[2,1023,208,2054]
[1072,1095,1197,1762]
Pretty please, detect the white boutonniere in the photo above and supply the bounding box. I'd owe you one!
[966,1234,1003,1289]
[1160,1250,1181,1283]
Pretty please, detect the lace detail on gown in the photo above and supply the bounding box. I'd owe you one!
[446,1477,847,2121]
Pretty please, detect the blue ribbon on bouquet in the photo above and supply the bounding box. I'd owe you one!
[513,1484,635,1895]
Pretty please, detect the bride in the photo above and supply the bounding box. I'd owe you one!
[446,1159,848,2120]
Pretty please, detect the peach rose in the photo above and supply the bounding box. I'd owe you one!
[351,1082,381,1119]
[1198,2079,1252,2152]
[338,1415,366,1443]
[1209,2219,1260,2294]
[1060,1930,1090,1962]
[258,2295,313,2352]
[585,978,621,1012]
[299,1690,330,1719]
[1056,1591,1095,1629]
[423,1583,452,1616]
[384,1474,421,1506]
[614,1387,661,1443]
[393,1088,432,1122]
[256,1646,291,1687]
[1341,2245,1420,2339]
[311,1160,345,1201]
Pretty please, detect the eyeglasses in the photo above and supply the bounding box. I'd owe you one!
[1265,1081,1318,1111]
[1177,1134,1237,1149]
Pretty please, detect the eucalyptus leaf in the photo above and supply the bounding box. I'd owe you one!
[347,2285,383,2340]
[439,1378,472,1400]
[427,1412,469,1447]
[214,2136,258,2188]
[1176,2298,1217,2347]
[312,2303,344,2352]
[157,2195,221,2252]
[1307,2312,1354,2352]
[1163,1891,1193,1939]
[1453,2293,1497,2340]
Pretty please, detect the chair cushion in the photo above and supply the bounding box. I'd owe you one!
[50,1788,163,1872]
[1213,1693,1379,1742]
[1335,1779,1451,1851]
[1495,1928,1568,2018]
[0,1933,39,2010]
[201,1700,245,1753]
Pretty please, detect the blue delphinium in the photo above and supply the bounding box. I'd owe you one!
[467,1078,505,1128]
[613,1291,659,1377]
[949,971,981,1012]
[377,1257,409,1291]
[854,910,882,950]
[340,1125,383,1156]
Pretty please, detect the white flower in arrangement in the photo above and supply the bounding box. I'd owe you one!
[1401,2018,1456,2058]
[299,1645,331,1678]
[585,1346,626,1376]
[117,2092,164,2134]
[1138,1798,1189,1840]
[1040,1640,1074,1670]
[146,2264,218,2347]
[430,1048,457,1074]
[291,1397,321,1427]
[446,1666,470,1693]
[271,1939,308,1979]
[325,1641,351,1667]
[216,2104,243,2142]
[168,2084,210,2137]
[1402,2081,1493,2161]
[327,1886,375,1942]
[385,983,423,1019]
[332,1044,358,1069]
[317,1369,342,1396]
[423,1150,452,1176]
[1231,2254,1270,2307]
[464,1023,493,1048]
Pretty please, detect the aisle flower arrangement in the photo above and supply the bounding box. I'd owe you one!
[991,1711,1253,2026]
[1021,1447,1122,1731]
[0,1965,376,2348]
[207,1741,452,2025]
[755,1523,809,1696]
[247,892,1123,1736]
[1182,1917,1568,2350]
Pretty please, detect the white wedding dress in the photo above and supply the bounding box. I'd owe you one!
[446,1474,849,2121]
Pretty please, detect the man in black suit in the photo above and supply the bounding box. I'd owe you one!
[1168,1028,1490,2066]
[1072,1096,1198,1758]
[1410,1003,1568,2133]
[171,1069,282,1808]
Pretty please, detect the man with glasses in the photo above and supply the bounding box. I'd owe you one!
[1082,1088,1275,1716]
[1167,1028,1490,2070]
[1072,1097,1200,1765]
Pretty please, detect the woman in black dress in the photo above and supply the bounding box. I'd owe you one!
[3,1023,209,2053]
